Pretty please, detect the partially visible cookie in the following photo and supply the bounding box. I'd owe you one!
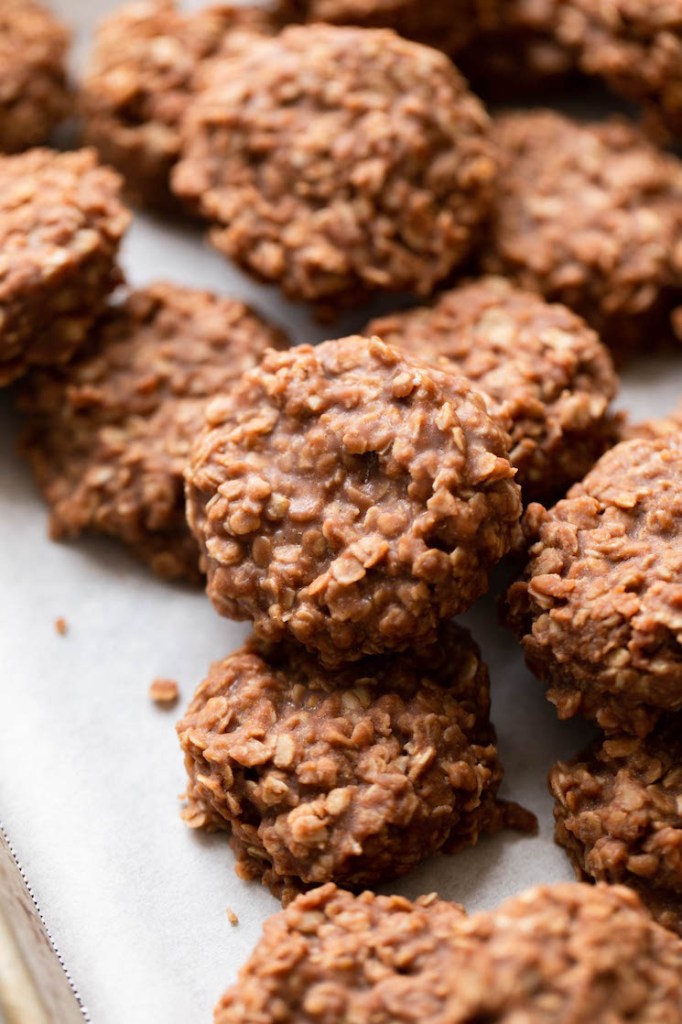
[0,0,70,153]
[482,111,682,356]
[558,1,682,139]
[216,882,682,1023]
[368,277,620,502]
[0,148,129,386]
[551,722,682,936]
[506,437,682,736]
[81,0,271,209]
[186,336,521,663]
[173,24,497,306]
[177,625,534,902]
[19,283,288,582]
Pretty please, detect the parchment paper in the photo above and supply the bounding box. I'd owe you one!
[2,4,682,1021]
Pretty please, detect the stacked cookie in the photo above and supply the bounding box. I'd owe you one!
[176,334,535,902]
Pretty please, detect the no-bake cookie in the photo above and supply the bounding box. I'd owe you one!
[186,336,521,663]
[368,277,619,502]
[177,625,534,902]
[482,111,682,355]
[551,721,682,935]
[81,0,271,209]
[0,148,129,386]
[0,0,70,153]
[558,1,682,138]
[216,881,682,1023]
[19,283,287,582]
[172,24,497,305]
[507,436,682,736]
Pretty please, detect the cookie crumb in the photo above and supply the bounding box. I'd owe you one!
[54,617,68,636]
[226,907,239,927]
[149,678,180,706]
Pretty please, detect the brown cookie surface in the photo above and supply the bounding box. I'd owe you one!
[0,0,71,153]
[558,0,682,138]
[186,336,521,662]
[173,24,497,305]
[215,881,682,1023]
[506,437,682,736]
[19,283,287,582]
[368,277,620,503]
[482,111,682,355]
[81,0,271,209]
[0,148,129,386]
[178,624,533,901]
[551,721,682,935]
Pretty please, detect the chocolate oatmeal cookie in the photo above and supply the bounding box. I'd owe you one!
[551,722,682,935]
[0,0,70,153]
[81,0,271,209]
[558,1,682,138]
[186,336,521,663]
[19,283,287,582]
[368,277,619,502]
[177,625,534,901]
[621,404,682,443]
[216,881,682,1022]
[275,0,572,96]
[0,148,129,386]
[506,436,682,736]
[482,111,682,355]
[172,24,497,306]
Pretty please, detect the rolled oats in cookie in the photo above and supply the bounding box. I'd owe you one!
[177,625,534,902]
[172,25,497,305]
[19,283,288,582]
[558,0,682,138]
[186,336,521,663]
[0,148,129,386]
[215,881,682,1023]
[81,0,271,209]
[482,111,682,355]
[0,0,70,153]
[551,721,682,936]
[368,277,620,503]
[506,437,682,736]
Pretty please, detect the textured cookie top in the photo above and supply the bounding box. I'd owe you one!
[369,277,619,501]
[0,0,70,152]
[82,0,269,168]
[216,882,682,1023]
[186,336,520,663]
[507,437,682,735]
[483,111,682,344]
[178,624,521,897]
[558,0,682,134]
[173,24,497,303]
[551,721,682,934]
[20,283,287,581]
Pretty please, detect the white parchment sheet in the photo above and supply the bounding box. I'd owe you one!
[2,3,682,1021]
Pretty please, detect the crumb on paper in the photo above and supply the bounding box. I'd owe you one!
[55,616,68,636]
[149,678,180,706]
[226,907,239,926]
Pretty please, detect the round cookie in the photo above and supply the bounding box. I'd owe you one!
[558,1,682,138]
[506,437,682,736]
[172,24,497,306]
[186,335,521,663]
[482,111,682,356]
[0,0,70,153]
[0,148,129,386]
[216,882,682,1023]
[19,283,287,582]
[551,722,682,936]
[81,0,271,209]
[368,277,620,503]
[178,625,534,901]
